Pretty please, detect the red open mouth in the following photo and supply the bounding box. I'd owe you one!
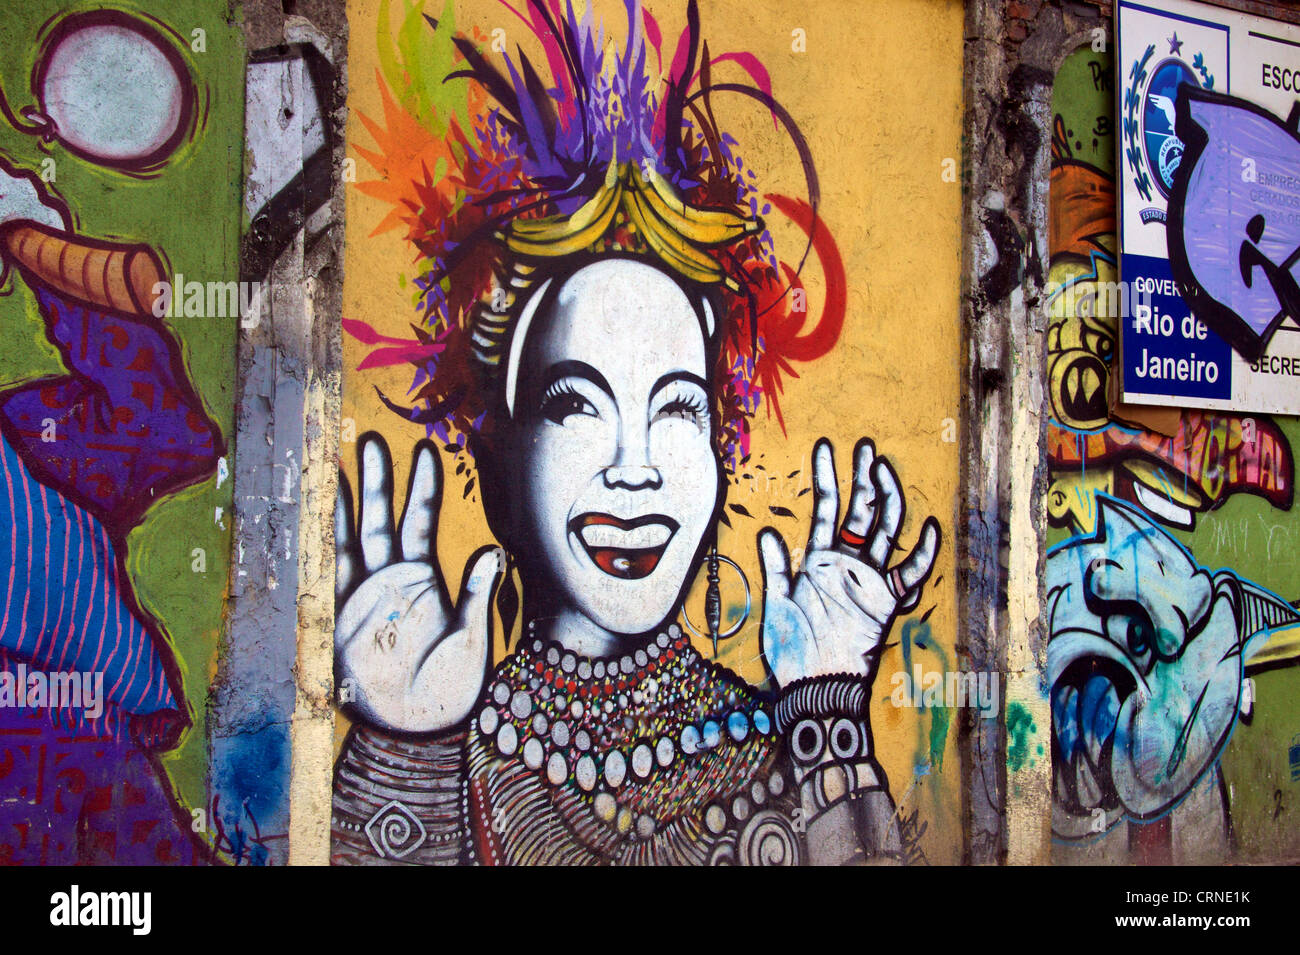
[569,513,678,580]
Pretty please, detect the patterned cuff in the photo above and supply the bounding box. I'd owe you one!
[774,674,869,732]
[331,724,470,865]
[775,674,898,861]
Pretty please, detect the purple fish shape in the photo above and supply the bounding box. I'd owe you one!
[1167,87,1300,362]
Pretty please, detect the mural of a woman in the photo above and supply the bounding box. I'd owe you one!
[331,0,942,865]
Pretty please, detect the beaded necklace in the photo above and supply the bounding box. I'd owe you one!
[477,622,775,787]
[467,620,787,861]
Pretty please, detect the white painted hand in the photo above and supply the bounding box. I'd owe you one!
[335,436,502,733]
[759,437,941,688]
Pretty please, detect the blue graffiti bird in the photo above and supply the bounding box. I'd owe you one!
[1047,496,1298,840]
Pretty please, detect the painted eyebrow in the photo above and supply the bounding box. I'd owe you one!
[539,360,615,401]
[650,371,709,401]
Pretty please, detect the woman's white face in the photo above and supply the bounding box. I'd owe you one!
[510,259,720,636]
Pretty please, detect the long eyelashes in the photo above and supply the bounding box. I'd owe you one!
[651,389,709,427]
[538,380,709,428]
[540,380,597,423]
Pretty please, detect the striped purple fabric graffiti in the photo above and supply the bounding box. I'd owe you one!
[0,286,222,738]
[0,429,177,723]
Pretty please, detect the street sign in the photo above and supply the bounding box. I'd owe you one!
[1119,0,1300,414]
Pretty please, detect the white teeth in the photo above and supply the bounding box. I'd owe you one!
[579,522,671,549]
[1132,482,1194,529]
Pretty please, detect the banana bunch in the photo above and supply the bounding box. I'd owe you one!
[499,162,760,290]
[502,161,624,257]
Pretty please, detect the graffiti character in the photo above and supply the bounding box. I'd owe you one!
[1046,51,1299,851]
[0,158,220,863]
[331,0,941,865]
[1047,496,1296,839]
[0,6,221,863]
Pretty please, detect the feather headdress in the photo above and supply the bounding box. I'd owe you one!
[348,0,845,467]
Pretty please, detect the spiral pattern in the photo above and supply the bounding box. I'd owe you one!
[738,810,802,866]
[364,800,427,860]
[707,836,738,866]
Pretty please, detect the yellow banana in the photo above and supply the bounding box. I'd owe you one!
[507,160,626,243]
[622,186,724,285]
[640,168,758,246]
[503,178,622,257]
[510,183,614,238]
[497,157,749,292]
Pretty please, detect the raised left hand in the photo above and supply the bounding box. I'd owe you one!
[758,437,941,688]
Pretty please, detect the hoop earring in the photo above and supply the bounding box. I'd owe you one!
[682,543,751,657]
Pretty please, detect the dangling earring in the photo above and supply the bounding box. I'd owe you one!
[682,542,751,657]
[496,552,521,649]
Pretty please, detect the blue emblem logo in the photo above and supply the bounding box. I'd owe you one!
[1124,33,1214,221]
[1142,58,1198,198]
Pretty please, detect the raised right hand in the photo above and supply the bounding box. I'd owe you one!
[335,435,502,734]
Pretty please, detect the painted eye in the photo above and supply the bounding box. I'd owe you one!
[656,399,700,420]
[829,718,861,760]
[1089,334,1113,360]
[1126,618,1153,656]
[790,718,825,765]
[651,391,708,427]
[1104,609,1156,661]
[540,384,596,423]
